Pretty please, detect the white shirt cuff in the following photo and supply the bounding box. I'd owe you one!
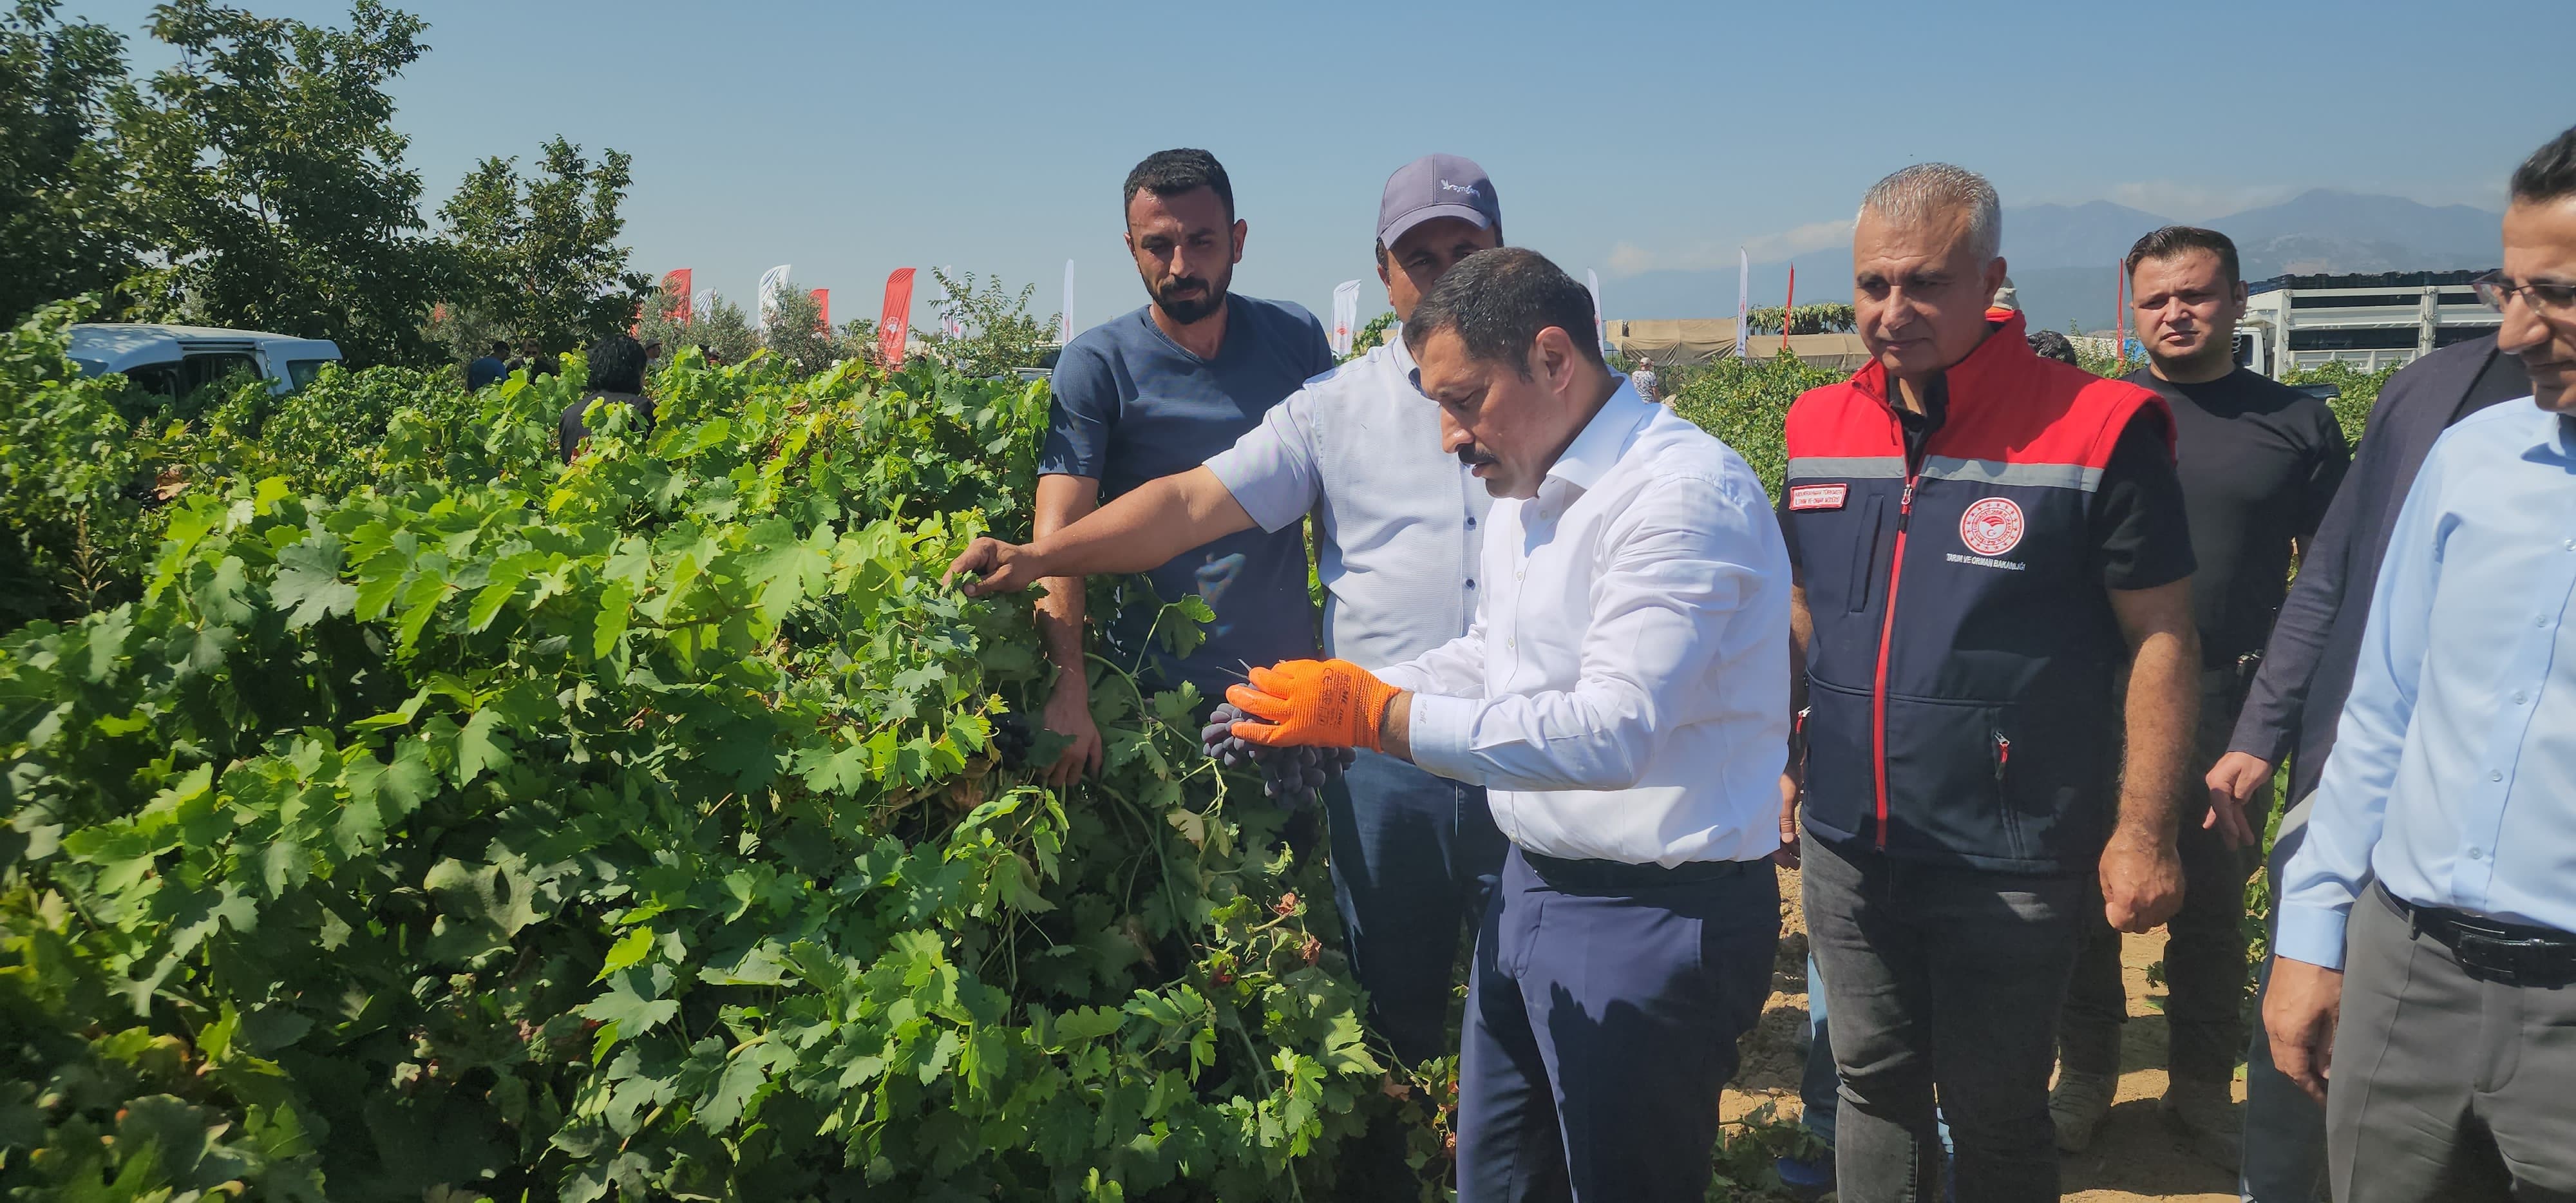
[2273,902,2352,972]
[1402,692,1484,786]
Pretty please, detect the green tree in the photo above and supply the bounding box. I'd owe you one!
[757,285,873,377]
[440,135,650,354]
[1744,302,1856,335]
[1341,310,1397,362]
[119,0,455,368]
[918,269,1058,377]
[634,287,764,367]
[0,1,142,326]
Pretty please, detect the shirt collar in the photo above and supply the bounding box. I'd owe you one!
[1545,379,1655,493]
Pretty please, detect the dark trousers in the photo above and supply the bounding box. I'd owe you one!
[2326,884,2576,1203]
[1804,829,2085,1203]
[2062,670,2266,1081]
[1327,749,1506,1063]
[1456,846,1779,1203]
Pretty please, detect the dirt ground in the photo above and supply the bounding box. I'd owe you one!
[1727,866,2242,1202]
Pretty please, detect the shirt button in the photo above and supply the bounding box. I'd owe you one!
[1507,638,1516,649]
[2564,539,2574,551]
[2469,847,2485,860]
[1465,578,1477,589]
[2515,690,2530,705]
[1466,517,1477,529]
[2541,616,2553,628]
[2490,769,2505,781]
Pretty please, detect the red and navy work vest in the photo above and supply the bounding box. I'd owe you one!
[1784,315,2173,874]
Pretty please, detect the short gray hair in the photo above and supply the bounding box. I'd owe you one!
[1857,163,2002,263]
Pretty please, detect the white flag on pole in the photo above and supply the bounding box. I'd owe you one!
[938,265,965,337]
[1734,248,1750,359]
[1585,269,1605,350]
[692,288,714,320]
[756,264,792,328]
[1061,260,1076,345]
[1329,279,1363,356]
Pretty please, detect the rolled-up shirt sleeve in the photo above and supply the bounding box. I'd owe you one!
[2275,439,2448,971]
[1202,388,1323,533]
[1405,473,1770,792]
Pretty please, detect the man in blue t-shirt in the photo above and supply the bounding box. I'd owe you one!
[1031,147,1333,784]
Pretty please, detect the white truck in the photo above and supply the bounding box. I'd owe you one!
[67,323,342,399]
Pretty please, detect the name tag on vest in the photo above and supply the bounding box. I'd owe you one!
[1788,484,1849,511]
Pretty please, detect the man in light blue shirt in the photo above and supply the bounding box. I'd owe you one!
[2265,125,2576,1203]
[948,156,1511,1074]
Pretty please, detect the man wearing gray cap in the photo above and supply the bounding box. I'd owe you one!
[949,155,1511,1075]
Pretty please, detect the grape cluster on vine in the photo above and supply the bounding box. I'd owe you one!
[990,714,1034,770]
[1200,701,1356,805]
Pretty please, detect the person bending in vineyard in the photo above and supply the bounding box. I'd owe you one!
[1023,147,1332,786]
[558,334,652,463]
[949,158,1509,1097]
[1223,248,1790,1202]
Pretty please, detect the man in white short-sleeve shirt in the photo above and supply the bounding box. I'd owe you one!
[945,155,1513,1072]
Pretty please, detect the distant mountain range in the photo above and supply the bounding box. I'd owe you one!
[1604,189,2503,335]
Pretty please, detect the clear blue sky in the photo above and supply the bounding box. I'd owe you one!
[73,0,2567,326]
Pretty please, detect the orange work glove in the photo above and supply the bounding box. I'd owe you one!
[1225,659,1399,751]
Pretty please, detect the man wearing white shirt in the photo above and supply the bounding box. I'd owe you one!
[945,155,1510,1078]
[1222,248,1793,1202]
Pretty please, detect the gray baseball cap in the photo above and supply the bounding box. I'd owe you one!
[1378,154,1501,249]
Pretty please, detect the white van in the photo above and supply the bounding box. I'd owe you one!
[67,323,343,399]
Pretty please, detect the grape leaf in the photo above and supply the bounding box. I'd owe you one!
[581,967,679,1036]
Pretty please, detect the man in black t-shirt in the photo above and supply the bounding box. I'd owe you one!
[2052,227,2350,1167]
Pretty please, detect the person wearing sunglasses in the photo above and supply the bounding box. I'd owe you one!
[2262,122,2576,1203]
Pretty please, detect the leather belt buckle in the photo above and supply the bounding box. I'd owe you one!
[2450,927,2576,989]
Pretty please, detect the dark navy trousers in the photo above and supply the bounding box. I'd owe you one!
[1326,749,1507,1064]
[1457,846,1781,1203]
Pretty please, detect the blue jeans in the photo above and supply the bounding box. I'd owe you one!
[1327,749,1507,1064]
[2240,793,2327,1203]
[1457,848,1781,1202]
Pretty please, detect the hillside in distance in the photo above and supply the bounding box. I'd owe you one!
[1606,190,2504,336]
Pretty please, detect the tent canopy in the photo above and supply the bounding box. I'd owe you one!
[1607,318,1872,373]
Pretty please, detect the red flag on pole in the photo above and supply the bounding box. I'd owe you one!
[878,269,916,366]
[810,288,830,331]
[1781,265,1796,351]
[661,269,693,325]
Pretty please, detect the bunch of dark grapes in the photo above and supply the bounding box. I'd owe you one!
[991,714,1034,770]
[1200,703,1357,804]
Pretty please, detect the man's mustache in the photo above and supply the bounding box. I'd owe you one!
[1457,445,1499,468]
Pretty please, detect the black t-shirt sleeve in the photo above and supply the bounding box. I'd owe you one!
[2087,413,2197,590]
[2297,404,2353,543]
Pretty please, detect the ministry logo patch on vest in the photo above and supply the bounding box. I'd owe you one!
[1958,497,2025,556]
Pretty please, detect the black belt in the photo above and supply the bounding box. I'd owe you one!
[1522,850,1758,893]
[2383,885,2576,989]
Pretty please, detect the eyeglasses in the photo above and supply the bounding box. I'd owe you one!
[2472,270,2576,318]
